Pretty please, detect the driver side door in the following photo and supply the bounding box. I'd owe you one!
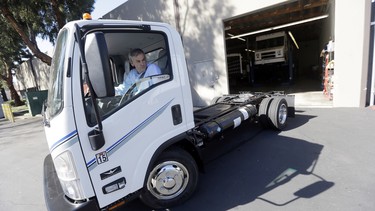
[73,28,190,208]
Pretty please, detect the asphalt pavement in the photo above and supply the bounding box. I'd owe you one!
[0,114,48,211]
[1,107,374,211]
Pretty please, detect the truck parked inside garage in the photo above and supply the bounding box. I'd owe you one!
[42,18,295,210]
[253,31,296,84]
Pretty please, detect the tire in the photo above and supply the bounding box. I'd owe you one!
[140,148,199,209]
[258,97,273,128]
[268,97,288,130]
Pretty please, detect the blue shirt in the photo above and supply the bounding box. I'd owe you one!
[115,63,161,95]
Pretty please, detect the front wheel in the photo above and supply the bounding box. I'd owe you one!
[140,148,198,209]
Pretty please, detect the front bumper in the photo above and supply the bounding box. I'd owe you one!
[43,154,99,211]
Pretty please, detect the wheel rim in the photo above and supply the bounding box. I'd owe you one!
[147,161,189,200]
[278,103,288,125]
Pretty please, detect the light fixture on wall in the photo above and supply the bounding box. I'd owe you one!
[226,14,329,40]
[226,28,272,40]
[288,31,299,49]
[245,49,254,52]
[227,33,246,41]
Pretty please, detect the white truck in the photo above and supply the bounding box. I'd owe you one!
[254,31,290,65]
[253,31,295,83]
[43,19,295,210]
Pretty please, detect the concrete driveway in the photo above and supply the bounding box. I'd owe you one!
[1,107,374,211]
[0,115,48,211]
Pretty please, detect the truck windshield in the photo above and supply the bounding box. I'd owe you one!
[47,28,68,119]
[82,31,171,126]
[256,36,284,49]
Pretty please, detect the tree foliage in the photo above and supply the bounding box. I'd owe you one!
[0,0,95,66]
[0,14,28,105]
[0,0,94,105]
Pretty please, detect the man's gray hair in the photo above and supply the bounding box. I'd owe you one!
[128,48,145,62]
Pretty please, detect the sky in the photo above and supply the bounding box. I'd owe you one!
[37,0,128,53]
[91,0,127,19]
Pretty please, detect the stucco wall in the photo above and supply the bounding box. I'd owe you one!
[334,0,371,107]
[16,57,49,92]
[104,0,286,106]
[106,0,371,107]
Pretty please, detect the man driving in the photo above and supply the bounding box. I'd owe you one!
[116,48,161,95]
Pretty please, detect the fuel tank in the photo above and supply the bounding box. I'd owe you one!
[198,105,257,139]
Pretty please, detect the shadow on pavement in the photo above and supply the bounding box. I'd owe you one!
[114,112,333,211]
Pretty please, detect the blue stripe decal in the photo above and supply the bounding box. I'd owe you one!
[87,158,96,168]
[50,130,78,152]
[87,99,173,171]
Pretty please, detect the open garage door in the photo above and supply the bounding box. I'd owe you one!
[224,0,333,96]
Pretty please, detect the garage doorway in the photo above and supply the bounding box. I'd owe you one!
[224,0,334,99]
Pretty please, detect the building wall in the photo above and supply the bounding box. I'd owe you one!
[16,57,50,93]
[334,0,371,107]
[105,0,286,106]
[106,0,371,107]
[16,60,36,91]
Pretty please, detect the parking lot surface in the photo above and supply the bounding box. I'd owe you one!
[0,115,48,211]
[1,107,374,211]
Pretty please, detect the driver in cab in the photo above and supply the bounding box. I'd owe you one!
[115,48,161,95]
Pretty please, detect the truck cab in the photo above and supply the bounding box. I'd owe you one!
[254,31,288,65]
[43,19,198,210]
[253,31,296,84]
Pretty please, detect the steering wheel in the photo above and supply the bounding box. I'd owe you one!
[119,82,138,105]
[119,76,153,104]
[118,75,169,105]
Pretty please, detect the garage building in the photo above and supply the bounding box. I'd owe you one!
[103,0,374,108]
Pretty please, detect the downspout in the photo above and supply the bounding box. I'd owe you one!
[370,17,375,105]
[173,0,182,35]
[368,2,375,106]
[371,32,375,105]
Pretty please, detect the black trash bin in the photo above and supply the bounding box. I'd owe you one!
[25,90,48,116]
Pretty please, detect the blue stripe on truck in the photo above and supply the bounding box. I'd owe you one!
[86,99,173,171]
[50,130,78,152]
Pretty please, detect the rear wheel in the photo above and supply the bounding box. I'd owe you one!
[140,148,198,209]
[268,97,288,130]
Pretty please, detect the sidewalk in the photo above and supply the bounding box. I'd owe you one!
[292,91,333,108]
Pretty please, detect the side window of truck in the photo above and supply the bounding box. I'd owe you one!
[82,31,172,126]
[47,28,68,119]
[146,48,170,75]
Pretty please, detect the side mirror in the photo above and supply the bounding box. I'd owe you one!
[84,32,115,98]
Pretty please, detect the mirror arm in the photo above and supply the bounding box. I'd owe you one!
[74,24,105,151]
[74,23,103,132]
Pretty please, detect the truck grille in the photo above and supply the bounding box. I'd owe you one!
[261,52,277,59]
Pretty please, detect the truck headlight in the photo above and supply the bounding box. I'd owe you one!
[277,50,283,57]
[54,151,85,200]
[255,53,260,60]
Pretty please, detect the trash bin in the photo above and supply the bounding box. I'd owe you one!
[25,90,48,116]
